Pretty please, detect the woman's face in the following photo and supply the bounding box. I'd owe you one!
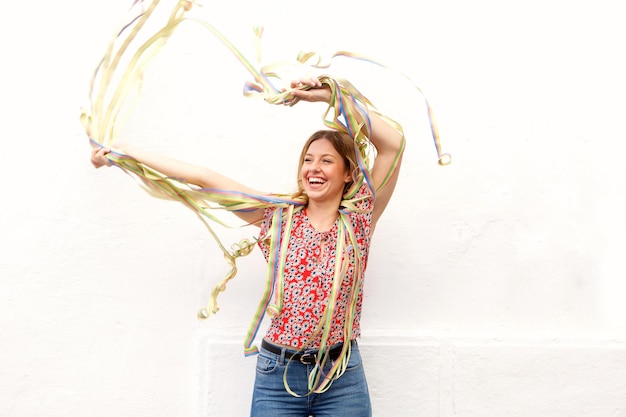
[300,138,351,203]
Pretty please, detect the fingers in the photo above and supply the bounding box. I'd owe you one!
[287,76,330,104]
[90,149,102,168]
[290,77,322,89]
[90,146,112,168]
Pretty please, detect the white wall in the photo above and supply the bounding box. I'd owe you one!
[1,0,625,416]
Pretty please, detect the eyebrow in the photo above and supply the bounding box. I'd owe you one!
[304,153,337,159]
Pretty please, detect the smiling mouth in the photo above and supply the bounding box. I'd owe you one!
[308,177,326,186]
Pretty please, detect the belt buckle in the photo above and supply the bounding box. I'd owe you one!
[299,353,315,365]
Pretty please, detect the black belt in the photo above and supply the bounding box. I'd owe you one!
[261,339,351,365]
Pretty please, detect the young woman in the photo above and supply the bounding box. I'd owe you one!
[91,76,405,417]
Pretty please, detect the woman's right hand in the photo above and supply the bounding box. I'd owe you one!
[90,146,112,168]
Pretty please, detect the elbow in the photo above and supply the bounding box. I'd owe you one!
[375,132,405,158]
[388,133,406,158]
[397,134,406,155]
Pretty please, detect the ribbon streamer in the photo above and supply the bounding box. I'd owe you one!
[81,0,449,395]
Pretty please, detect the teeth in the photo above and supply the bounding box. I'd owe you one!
[309,178,325,184]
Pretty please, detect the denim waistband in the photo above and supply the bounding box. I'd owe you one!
[261,339,354,365]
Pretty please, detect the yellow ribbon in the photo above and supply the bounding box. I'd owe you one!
[81,0,449,395]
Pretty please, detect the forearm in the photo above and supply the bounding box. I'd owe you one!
[116,144,260,193]
[364,109,405,156]
[340,93,405,159]
[336,84,405,196]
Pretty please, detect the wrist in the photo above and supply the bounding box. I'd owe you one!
[112,142,130,155]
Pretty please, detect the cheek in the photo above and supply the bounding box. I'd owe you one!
[299,167,308,183]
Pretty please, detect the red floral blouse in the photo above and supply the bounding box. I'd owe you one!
[258,184,373,349]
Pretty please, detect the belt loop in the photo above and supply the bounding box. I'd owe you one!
[279,347,286,365]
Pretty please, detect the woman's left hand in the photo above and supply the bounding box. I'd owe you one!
[289,77,331,103]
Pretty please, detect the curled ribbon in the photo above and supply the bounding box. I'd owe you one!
[81,0,449,394]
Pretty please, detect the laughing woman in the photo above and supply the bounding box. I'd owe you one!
[91,76,404,417]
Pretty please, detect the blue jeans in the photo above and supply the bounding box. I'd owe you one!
[250,341,372,417]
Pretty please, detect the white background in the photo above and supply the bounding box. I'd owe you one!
[1,0,625,416]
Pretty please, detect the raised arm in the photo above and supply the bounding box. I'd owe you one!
[290,77,405,227]
[362,109,405,226]
[90,144,266,225]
